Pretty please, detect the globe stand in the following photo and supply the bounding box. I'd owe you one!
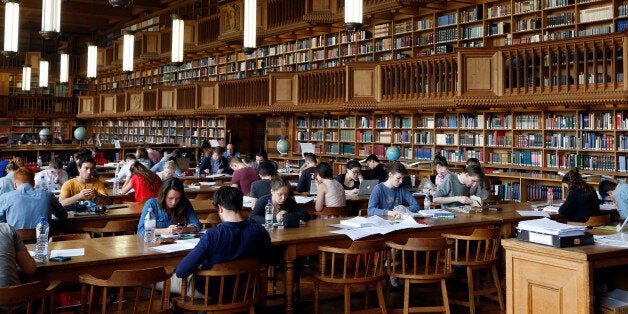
[276,138,290,156]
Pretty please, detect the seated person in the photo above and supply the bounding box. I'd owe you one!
[598,180,617,203]
[115,153,137,182]
[314,162,346,212]
[0,158,24,195]
[367,162,419,216]
[0,149,7,177]
[252,149,278,169]
[59,156,110,207]
[559,168,600,223]
[0,167,67,229]
[120,161,162,203]
[335,159,363,192]
[0,223,37,287]
[229,157,259,196]
[432,164,484,208]
[136,147,154,169]
[210,147,233,175]
[137,178,201,236]
[66,148,99,179]
[250,161,295,209]
[612,183,628,219]
[365,154,387,183]
[198,147,213,175]
[34,157,69,190]
[250,178,309,224]
[175,186,271,296]
[157,160,177,181]
[222,143,241,159]
[466,157,490,200]
[295,153,317,193]
[426,153,450,195]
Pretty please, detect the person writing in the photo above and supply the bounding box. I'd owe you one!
[119,161,162,203]
[251,178,309,224]
[175,186,271,296]
[367,162,419,216]
[210,147,233,175]
[335,159,363,192]
[59,155,110,207]
[137,178,201,236]
[0,222,37,287]
[198,147,213,175]
[432,164,484,208]
[34,157,68,190]
[0,158,24,195]
[559,168,600,222]
[466,157,490,200]
[314,162,346,212]
[229,157,259,196]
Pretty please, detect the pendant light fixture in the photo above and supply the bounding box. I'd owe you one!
[242,0,257,54]
[2,0,20,56]
[39,57,49,88]
[108,0,132,8]
[21,64,31,91]
[40,0,61,40]
[59,51,69,84]
[344,0,363,36]
[86,43,97,79]
[122,30,134,72]
[171,14,184,65]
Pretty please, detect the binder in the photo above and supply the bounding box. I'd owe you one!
[516,230,594,248]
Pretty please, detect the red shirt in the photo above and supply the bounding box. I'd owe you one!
[131,174,161,202]
[231,167,259,196]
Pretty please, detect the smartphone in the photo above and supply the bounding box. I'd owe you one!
[49,256,71,262]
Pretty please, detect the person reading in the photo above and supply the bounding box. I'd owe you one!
[59,155,110,207]
[367,162,419,216]
[295,153,318,193]
[335,159,363,192]
[365,154,387,183]
[250,178,309,225]
[34,157,68,190]
[119,161,162,203]
[229,157,259,196]
[559,168,600,223]
[432,164,484,208]
[314,162,346,212]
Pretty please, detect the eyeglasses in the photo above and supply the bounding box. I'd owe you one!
[350,170,361,175]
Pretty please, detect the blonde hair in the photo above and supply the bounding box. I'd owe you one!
[6,157,24,172]
[163,160,177,172]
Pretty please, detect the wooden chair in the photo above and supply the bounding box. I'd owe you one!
[49,232,92,242]
[310,205,350,219]
[172,258,265,313]
[17,228,36,243]
[567,214,610,227]
[78,219,139,238]
[386,237,454,314]
[193,193,211,200]
[314,237,388,314]
[440,228,504,314]
[199,212,221,229]
[0,281,60,314]
[78,266,173,314]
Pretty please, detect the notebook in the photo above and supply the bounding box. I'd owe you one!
[357,180,379,195]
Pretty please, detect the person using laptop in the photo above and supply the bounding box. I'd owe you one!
[367,162,419,216]
[314,162,346,212]
[365,154,387,183]
[335,159,363,193]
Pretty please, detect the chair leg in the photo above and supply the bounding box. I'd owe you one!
[314,281,320,314]
[344,284,351,314]
[441,279,451,314]
[249,305,255,314]
[404,279,411,314]
[376,281,387,314]
[364,284,370,310]
[466,266,475,314]
[492,264,505,310]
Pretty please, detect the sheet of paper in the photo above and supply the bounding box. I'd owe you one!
[600,203,617,210]
[243,196,253,208]
[517,210,550,217]
[114,140,121,148]
[198,181,217,186]
[50,248,85,258]
[518,217,587,236]
[294,195,314,204]
[209,139,220,147]
[594,233,628,248]
[150,238,199,253]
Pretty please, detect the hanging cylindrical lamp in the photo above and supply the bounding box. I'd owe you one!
[21,64,31,91]
[40,0,61,39]
[2,0,20,56]
[59,51,69,84]
[39,58,49,88]
[242,0,257,54]
[122,30,134,72]
[108,0,132,7]
[171,15,184,65]
[86,43,97,79]
[344,0,363,35]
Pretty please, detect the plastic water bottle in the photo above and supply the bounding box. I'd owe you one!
[285,160,290,173]
[144,209,156,243]
[264,199,274,230]
[424,194,431,210]
[37,155,43,168]
[113,175,120,195]
[40,174,48,191]
[547,188,554,205]
[35,217,49,261]
[195,164,201,178]
[47,174,55,191]
[69,155,74,163]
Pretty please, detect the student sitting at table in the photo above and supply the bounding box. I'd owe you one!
[335,159,363,192]
[0,222,36,288]
[365,154,387,183]
[59,155,111,207]
[35,157,69,190]
[135,147,154,169]
[210,147,233,175]
[598,180,617,204]
[314,162,346,212]
[119,162,162,203]
[367,162,419,216]
[432,164,484,208]
[137,178,201,236]
[0,167,67,229]
[466,157,491,200]
[229,157,259,196]
[114,153,137,182]
[198,147,213,175]
[252,149,278,170]
[612,183,628,219]
[424,154,450,196]
[157,160,177,181]
[250,178,309,225]
[296,153,318,193]
[175,186,271,296]
[250,161,294,209]
[559,168,600,223]
[66,148,100,179]
[0,158,24,195]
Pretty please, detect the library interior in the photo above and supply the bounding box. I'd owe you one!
[0,0,628,313]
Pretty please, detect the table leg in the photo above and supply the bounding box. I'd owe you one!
[284,245,297,313]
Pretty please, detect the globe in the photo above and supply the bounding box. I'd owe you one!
[38,128,51,137]
[385,146,401,161]
[73,127,87,140]
[276,138,290,155]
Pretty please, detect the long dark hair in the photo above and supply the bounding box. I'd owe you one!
[158,178,189,224]
[562,168,595,196]
[130,161,160,191]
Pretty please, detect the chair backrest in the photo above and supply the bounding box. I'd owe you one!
[0,281,59,314]
[200,212,221,229]
[78,266,173,314]
[386,237,454,281]
[17,228,36,243]
[172,258,265,312]
[317,237,387,284]
[49,233,92,242]
[441,228,501,266]
[567,214,610,227]
[311,205,350,219]
[79,219,139,237]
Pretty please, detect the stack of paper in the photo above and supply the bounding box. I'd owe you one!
[415,209,455,218]
[339,216,392,228]
[331,216,427,240]
[518,218,587,237]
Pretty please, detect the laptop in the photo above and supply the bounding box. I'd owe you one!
[356,179,379,195]
[309,179,318,196]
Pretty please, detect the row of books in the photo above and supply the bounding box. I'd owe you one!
[527,184,562,201]
[545,153,615,171]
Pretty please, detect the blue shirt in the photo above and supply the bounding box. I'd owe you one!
[613,183,628,219]
[210,156,232,175]
[0,183,67,229]
[0,160,8,177]
[367,183,419,216]
[199,156,212,174]
[0,172,15,195]
[137,197,201,235]
[150,155,182,176]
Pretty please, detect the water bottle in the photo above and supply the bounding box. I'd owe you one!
[35,217,49,261]
[144,209,156,243]
[195,164,201,178]
[285,160,290,173]
[69,155,74,163]
[424,194,431,210]
[113,175,120,195]
[37,155,43,168]
[547,188,554,205]
[40,174,48,191]
[47,174,55,191]
[264,199,274,230]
